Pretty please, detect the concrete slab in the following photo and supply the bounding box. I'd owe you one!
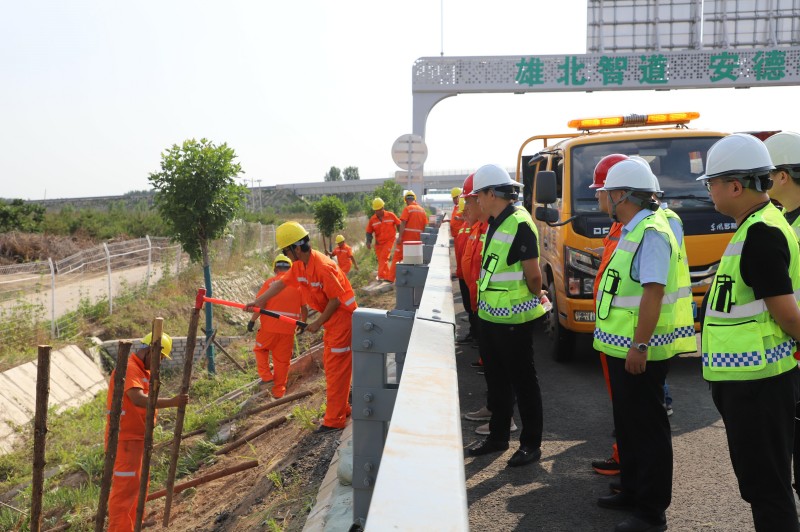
[23,361,72,406]
[303,423,354,532]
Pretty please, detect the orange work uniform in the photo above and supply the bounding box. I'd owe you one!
[254,276,305,398]
[391,201,428,277]
[450,203,465,238]
[366,211,400,282]
[454,224,471,280]
[281,250,357,428]
[594,222,623,465]
[462,221,488,313]
[104,355,154,532]
[331,243,356,274]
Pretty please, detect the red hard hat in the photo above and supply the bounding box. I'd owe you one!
[460,173,477,197]
[591,154,629,189]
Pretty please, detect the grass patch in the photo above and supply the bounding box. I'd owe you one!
[290,404,326,431]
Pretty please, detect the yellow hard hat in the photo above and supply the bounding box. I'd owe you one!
[458,197,465,213]
[141,332,173,359]
[272,253,292,270]
[372,197,385,210]
[276,221,309,249]
[403,189,416,199]
[451,187,462,198]
[335,234,345,244]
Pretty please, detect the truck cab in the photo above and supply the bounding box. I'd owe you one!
[518,112,734,361]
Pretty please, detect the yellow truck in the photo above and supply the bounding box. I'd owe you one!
[518,112,733,361]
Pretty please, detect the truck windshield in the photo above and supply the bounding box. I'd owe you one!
[570,136,722,213]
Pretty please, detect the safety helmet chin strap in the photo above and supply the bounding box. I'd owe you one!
[609,190,658,222]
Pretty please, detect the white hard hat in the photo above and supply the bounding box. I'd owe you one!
[600,159,659,192]
[472,164,522,193]
[697,133,774,181]
[764,131,800,168]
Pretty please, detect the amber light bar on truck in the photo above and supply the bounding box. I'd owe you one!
[568,112,700,130]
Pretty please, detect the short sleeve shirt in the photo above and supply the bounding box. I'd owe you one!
[486,204,539,265]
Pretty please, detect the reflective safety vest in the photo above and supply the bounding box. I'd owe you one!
[478,209,545,324]
[593,211,691,360]
[702,203,800,381]
[662,208,697,354]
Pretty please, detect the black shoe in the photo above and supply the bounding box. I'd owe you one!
[470,360,483,368]
[507,446,542,467]
[456,333,474,344]
[467,439,509,457]
[313,425,343,434]
[609,480,622,494]
[614,516,667,532]
[592,457,621,475]
[597,492,636,512]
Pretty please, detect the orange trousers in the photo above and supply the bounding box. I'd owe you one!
[321,311,353,428]
[253,332,293,398]
[375,243,393,282]
[107,439,145,532]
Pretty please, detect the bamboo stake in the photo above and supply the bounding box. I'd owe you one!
[153,389,313,451]
[145,460,259,501]
[134,318,163,532]
[162,292,205,528]
[214,415,289,456]
[200,327,246,373]
[30,345,51,532]
[95,341,132,532]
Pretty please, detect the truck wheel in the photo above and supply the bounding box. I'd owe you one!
[544,280,576,362]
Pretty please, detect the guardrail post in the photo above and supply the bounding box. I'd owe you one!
[420,232,436,264]
[351,307,415,527]
[395,264,428,311]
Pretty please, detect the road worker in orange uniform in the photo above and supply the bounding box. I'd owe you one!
[365,197,401,283]
[247,222,357,433]
[329,235,359,275]
[587,154,628,478]
[454,196,474,344]
[105,332,188,532]
[248,253,309,398]
[449,187,465,238]
[392,189,428,278]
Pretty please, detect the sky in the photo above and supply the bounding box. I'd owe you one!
[2,0,799,200]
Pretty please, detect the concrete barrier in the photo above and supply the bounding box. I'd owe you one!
[0,345,106,454]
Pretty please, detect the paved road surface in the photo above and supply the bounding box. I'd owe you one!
[455,292,758,531]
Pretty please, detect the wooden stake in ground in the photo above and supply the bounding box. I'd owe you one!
[214,414,289,456]
[134,318,163,532]
[200,327,246,373]
[162,289,205,527]
[146,460,259,501]
[30,345,51,532]
[95,341,132,532]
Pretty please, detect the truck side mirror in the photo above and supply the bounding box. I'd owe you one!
[535,171,557,204]
[535,206,559,223]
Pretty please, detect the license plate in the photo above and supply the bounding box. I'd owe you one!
[692,301,697,319]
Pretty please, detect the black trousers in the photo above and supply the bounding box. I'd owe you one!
[607,356,671,524]
[479,318,542,448]
[794,403,800,498]
[712,367,800,532]
[458,278,474,337]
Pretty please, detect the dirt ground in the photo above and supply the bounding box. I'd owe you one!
[141,284,397,531]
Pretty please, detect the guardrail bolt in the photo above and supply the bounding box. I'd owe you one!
[361,339,373,349]
[363,393,373,403]
[363,322,374,331]
[363,408,373,417]
[363,462,373,472]
[363,478,372,487]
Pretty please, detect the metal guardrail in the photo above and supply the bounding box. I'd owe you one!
[351,221,468,531]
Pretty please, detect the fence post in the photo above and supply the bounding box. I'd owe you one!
[259,223,264,253]
[145,235,152,293]
[48,258,55,338]
[30,345,52,532]
[103,243,113,315]
[176,246,182,276]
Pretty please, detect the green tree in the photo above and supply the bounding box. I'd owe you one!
[368,180,405,216]
[342,166,360,181]
[148,138,247,373]
[324,166,342,182]
[0,199,45,232]
[313,196,346,253]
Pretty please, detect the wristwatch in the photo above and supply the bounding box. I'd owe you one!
[634,342,649,353]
